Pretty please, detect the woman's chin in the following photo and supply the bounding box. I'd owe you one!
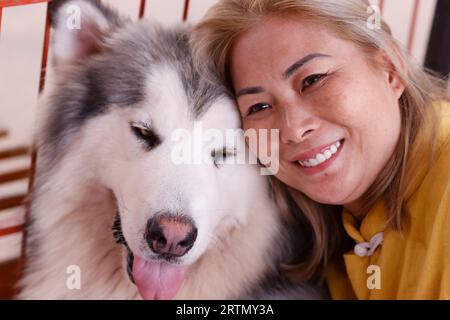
[303,185,356,206]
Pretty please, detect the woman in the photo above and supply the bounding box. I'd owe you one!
[191,0,450,299]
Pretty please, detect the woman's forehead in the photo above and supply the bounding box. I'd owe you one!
[232,17,357,65]
[230,17,360,83]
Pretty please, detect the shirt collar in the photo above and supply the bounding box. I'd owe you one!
[342,200,388,243]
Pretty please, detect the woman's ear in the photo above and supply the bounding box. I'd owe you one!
[380,42,407,100]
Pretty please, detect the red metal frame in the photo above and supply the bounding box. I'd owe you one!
[0,0,49,8]
[0,8,3,34]
[378,0,420,54]
[407,0,420,53]
[0,225,23,237]
[183,0,190,21]
[0,0,52,241]
[39,5,51,92]
[139,0,146,19]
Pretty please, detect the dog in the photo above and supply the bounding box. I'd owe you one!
[17,0,322,299]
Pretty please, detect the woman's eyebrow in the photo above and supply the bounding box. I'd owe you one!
[283,53,331,79]
[236,53,331,98]
[236,86,265,98]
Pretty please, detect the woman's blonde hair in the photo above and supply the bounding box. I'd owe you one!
[191,0,447,281]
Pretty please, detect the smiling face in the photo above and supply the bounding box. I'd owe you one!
[231,16,404,210]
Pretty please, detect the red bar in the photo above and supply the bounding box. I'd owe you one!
[0,0,51,9]
[379,0,385,14]
[182,0,190,22]
[407,0,420,53]
[0,224,23,237]
[38,4,51,92]
[0,8,3,35]
[139,0,146,18]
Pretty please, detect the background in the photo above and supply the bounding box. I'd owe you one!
[0,0,449,299]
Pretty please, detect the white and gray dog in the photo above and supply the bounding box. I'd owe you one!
[17,0,323,299]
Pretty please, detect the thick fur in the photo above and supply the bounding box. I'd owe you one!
[17,0,322,299]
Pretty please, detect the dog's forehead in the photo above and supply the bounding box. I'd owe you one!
[104,21,228,118]
[139,63,238,132]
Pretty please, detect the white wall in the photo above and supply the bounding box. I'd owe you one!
[382,0,437,64]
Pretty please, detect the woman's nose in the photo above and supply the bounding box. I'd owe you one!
[279,104,319,144]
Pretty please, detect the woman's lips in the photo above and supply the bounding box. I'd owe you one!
[291,139,345,175]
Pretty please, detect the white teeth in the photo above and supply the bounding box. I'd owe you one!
[316,153,326,164]
[297,140,343,168]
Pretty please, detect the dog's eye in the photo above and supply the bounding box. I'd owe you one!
[211,147,236,168]
[130,123,161,150]
[136,127,151,138]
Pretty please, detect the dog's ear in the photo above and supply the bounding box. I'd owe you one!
[50,0,122,64]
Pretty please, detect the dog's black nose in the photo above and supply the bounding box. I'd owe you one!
[146,214,197,258]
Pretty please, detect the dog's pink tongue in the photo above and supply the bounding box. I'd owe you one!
[132,255,186,300]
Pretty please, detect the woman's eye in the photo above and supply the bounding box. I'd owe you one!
[247,103,271,116]
[302,73,327,92]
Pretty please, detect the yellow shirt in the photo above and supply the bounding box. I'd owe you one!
[327,102,450,299]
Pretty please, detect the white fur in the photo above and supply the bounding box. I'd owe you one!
[17,64,283,299]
